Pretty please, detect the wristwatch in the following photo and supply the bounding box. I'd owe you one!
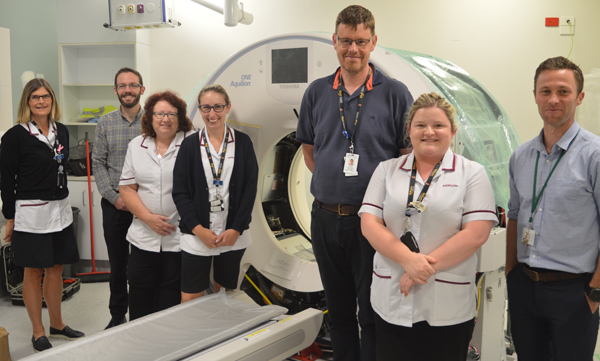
[585,284,600,303]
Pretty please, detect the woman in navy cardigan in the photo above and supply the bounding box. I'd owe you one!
[173,84,258,302]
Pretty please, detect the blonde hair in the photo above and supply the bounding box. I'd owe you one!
[406,92,457,132]
[17,78,61,124]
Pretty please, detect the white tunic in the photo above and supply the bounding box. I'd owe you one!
[119,131,192,252]
[14,122,72,233]
[359,149,498,327]
[180,126,252,256]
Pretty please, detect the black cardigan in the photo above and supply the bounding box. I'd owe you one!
[172,130,258,236]
[0,122,70,219]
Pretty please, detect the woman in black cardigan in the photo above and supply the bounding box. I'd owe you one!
[173,84,258,303]
[1,79,84,353]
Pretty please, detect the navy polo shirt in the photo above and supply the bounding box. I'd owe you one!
[296,63,413,205]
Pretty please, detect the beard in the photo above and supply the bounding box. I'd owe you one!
[117,91,141,109]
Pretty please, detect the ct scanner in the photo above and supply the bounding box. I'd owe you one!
[24,33,520,361]
[186,32,519,293]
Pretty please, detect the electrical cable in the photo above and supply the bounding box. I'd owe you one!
[244,273,273,305]
[475,273,486,319]
[566,20,574,59]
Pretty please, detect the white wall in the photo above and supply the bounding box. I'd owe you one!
[0,28,12,133]
[148,0,600,143]
[0,1,59,126]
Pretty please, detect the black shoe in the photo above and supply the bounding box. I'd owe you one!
[105,316,127,330]
[32,335,52,352]
[49,325,85,340]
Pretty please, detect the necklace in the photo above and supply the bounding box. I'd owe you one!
[156,144,168,159]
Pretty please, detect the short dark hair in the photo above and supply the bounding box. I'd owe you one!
[534,56,584,94]
[114,67,143,87]
[335,5,375,36]
[141,91,193,138]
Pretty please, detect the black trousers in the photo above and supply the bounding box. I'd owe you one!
[507,264,599,361]
[375,313,474,361]
[128,244,181,321]
[311,204,376,361]
[101,198,133,319]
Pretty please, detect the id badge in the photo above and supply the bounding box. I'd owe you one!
[344,153,359,177]
[210,198,224,213]
[57,165,66,189]
[522,226,535,247]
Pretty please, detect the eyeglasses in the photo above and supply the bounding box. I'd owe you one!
[153,112,178,120]
[116,83,142,90]
[199,104,227,113]
[30,94,52,102]
[335,35,373,49]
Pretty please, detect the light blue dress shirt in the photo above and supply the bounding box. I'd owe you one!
[508,121,600,274]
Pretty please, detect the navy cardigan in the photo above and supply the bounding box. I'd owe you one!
[172,130,258,236]
[1,122,70,219]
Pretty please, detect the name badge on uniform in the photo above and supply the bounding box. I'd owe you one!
[344,153,359,177]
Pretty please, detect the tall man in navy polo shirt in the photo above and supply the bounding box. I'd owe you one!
[295,6,413,361]
[506,56,600,360]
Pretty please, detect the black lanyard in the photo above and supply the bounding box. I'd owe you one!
[31,120,62,164]
[202,127,230,188]
[406,159,443,216]
[337,68,371,154]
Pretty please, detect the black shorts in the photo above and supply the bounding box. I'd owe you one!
[11,224,79,268]
[181,249,246,293]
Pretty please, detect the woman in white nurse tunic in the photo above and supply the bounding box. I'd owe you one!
[360,92,498,361]
[119,91,194,320]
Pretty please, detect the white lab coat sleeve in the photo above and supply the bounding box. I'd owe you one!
[119,140,137,186]
[461,163,498,226]
[359,161,387,219]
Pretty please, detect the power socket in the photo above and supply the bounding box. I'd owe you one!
[560,16,575,35]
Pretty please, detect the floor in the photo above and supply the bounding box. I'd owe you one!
[0,282,332,361]
[0,282,114,360]
[2,281,600,360]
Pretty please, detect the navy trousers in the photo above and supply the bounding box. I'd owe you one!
[101,198,133,319]
[311,204,376,361]
[507,264,599,361]
[128,244,181,320]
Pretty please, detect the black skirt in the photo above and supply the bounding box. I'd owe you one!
[11,224,79,268]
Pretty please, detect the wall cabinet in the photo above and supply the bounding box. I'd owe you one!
[58,41,150,142]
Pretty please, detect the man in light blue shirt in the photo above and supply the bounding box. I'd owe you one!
[506,56,600,361]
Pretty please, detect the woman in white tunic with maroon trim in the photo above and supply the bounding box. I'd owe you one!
[360,92,498,361]
[119,91,194,320]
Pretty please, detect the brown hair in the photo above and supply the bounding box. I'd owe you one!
[534,56,584,94]
[114,67,144,87]
[141,91,193,138]
[197,84,230,105]
[17,78,61,124]
[335,5,375,36]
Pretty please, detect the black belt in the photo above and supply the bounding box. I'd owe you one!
[314,200,360,216]
[521,263,587,282]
